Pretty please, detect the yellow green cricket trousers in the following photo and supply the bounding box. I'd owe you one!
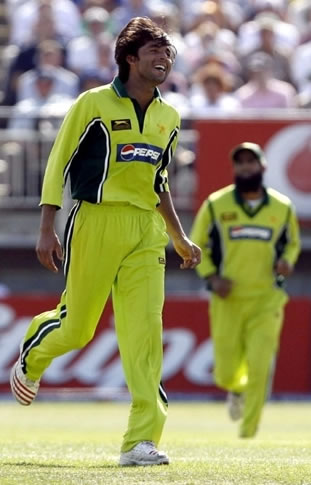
[209,289,288,437]
[20,201,169,452]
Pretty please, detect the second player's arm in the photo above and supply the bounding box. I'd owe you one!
[275,203,301,276]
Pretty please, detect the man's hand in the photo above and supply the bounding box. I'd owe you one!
[36,204,63,272]
[172,235,201,269]
[207,274,233,298]
[275,258,293,277]
[36,228,63,273]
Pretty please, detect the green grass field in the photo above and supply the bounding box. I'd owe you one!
[0,400,311,485]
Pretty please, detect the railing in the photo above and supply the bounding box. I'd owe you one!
[0,129,54,207]
[0,122,198,210]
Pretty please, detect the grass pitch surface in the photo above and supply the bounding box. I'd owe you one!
[0,401,310,484]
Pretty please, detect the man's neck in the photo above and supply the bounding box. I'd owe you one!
[124,78,156,111]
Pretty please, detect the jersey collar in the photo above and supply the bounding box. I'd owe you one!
[234,186,269,217]
[112,76,161,100]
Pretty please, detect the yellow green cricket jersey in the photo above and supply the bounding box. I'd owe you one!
[40,77,180,210]
[190,184,301,297]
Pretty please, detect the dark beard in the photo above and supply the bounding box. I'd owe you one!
[234,172,263,193]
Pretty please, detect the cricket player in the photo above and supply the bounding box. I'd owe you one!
[190,142,300,438]
[10,17,201,466]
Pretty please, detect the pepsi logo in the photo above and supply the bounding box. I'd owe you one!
[120,144,135,161]
[117,143,163,165]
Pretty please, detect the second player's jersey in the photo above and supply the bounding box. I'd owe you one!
[40,77,180,210]
[190,184,301,297]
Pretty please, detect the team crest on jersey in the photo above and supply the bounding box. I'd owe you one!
[221,211,238,221]
[229,225,272,241]
[117,143,163,165]
[111,119,132,130]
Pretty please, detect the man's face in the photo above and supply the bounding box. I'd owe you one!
[202,77,223,100]
[233,150,264,192]
[128,40,174,85]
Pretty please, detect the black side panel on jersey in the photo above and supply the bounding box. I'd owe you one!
[69,120,110,203]
[274,206,290,261]
[207,200,222,272]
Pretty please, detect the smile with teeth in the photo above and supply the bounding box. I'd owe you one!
[154,65,166,72]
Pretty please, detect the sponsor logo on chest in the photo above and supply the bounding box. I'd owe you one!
[229,225,273,241]
[221,211,238,221]
[117,143,163,165]
[111,119,132,130]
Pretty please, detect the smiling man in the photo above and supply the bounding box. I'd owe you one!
[10,17,201,466]
[190,142,300,439]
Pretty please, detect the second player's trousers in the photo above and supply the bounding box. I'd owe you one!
[19,201,169,452]
[209,289,287,437]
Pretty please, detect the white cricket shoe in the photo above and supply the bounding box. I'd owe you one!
[10,360,40,406]
[227,392,243,421]
[119,441,169,466]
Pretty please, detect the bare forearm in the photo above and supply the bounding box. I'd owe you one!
[157,192,186,242]
[157,192,201,269]
[39,204,58,233]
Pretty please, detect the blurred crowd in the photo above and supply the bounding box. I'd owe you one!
[2,0,311,129]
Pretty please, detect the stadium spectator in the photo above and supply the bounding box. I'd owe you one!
[183,20,220,73]
[2,4,68,106]
[8,0,82,47]
[240,15,293,84]
[190,63,241,114]
[235,51,297,108]
[288,0,311,44]
[184,1,227,34]
[111,0,154,35]
[190,142,300,438]
[9,67,74,130]
[291,40,311,94]
[79,0,119,14]
[200,47,242,85]
[16,40,79,102]
[67,7,114,73]
[237,11,300,56]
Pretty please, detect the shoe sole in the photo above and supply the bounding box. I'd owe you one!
[119,458,169,466]
[10,362,36,406]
